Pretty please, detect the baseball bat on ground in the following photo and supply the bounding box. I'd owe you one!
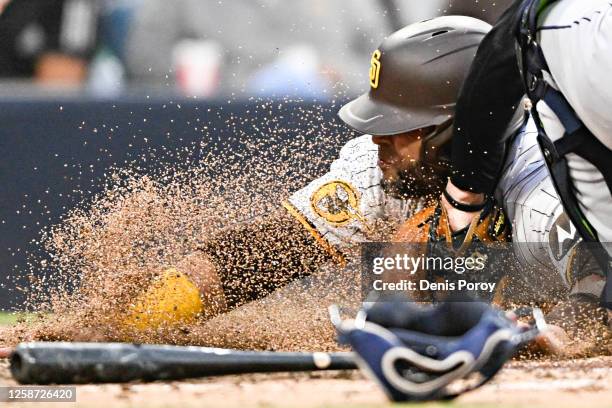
[10,342,357,384]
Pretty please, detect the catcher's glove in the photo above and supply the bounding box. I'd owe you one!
[394,198,512,302]
[330,299,538,402]
[395,197,510,246]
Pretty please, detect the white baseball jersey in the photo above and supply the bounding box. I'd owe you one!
[284,134,422,262]
[284,127,574,279]
[536,0,612,247]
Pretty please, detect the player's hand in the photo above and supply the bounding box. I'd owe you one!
[508,310,570,356]
[522,296,610,357]
[122,251,227,331]
[533,324,570,356]
[441,179,486,232]
[175,251,228,316]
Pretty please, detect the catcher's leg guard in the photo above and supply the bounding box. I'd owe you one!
[123,268,204,330]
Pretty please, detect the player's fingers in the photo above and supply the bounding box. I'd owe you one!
[0,347,14,358]
[534,324,569,356]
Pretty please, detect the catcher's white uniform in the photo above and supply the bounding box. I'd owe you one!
[497,115,605,297]
[495,118,568,276]
[536,0,612,247]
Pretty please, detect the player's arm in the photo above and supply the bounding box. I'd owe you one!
[124,136,379,329]
[122,209,335,329]
[449,0,525,195]
[202,136,389,309]
[440,1,526,231]
[198,208,335,309]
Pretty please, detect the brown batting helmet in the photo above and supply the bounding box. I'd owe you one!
[339,16,498,162]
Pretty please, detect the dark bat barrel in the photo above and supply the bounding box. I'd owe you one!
[10,342,357,384]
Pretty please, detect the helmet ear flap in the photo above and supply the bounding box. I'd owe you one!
[418,105,526,166]
[420,119,454,164]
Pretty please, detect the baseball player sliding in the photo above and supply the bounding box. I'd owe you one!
[122,16,496,329]
[121,15,608,352]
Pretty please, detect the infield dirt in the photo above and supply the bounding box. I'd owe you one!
[0,349,610,408]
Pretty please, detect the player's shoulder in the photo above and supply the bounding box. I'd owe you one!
[337,134,377,160]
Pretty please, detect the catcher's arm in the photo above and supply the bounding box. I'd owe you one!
[441,178,487,232]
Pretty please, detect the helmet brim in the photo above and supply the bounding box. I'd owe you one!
[338,92,451,136]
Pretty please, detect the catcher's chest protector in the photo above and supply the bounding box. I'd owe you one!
[516,0,611,306]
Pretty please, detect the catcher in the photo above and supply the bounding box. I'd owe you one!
[439,0,611,332]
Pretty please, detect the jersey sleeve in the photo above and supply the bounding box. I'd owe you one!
[283,135,407,263]
[450,0,525,194]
